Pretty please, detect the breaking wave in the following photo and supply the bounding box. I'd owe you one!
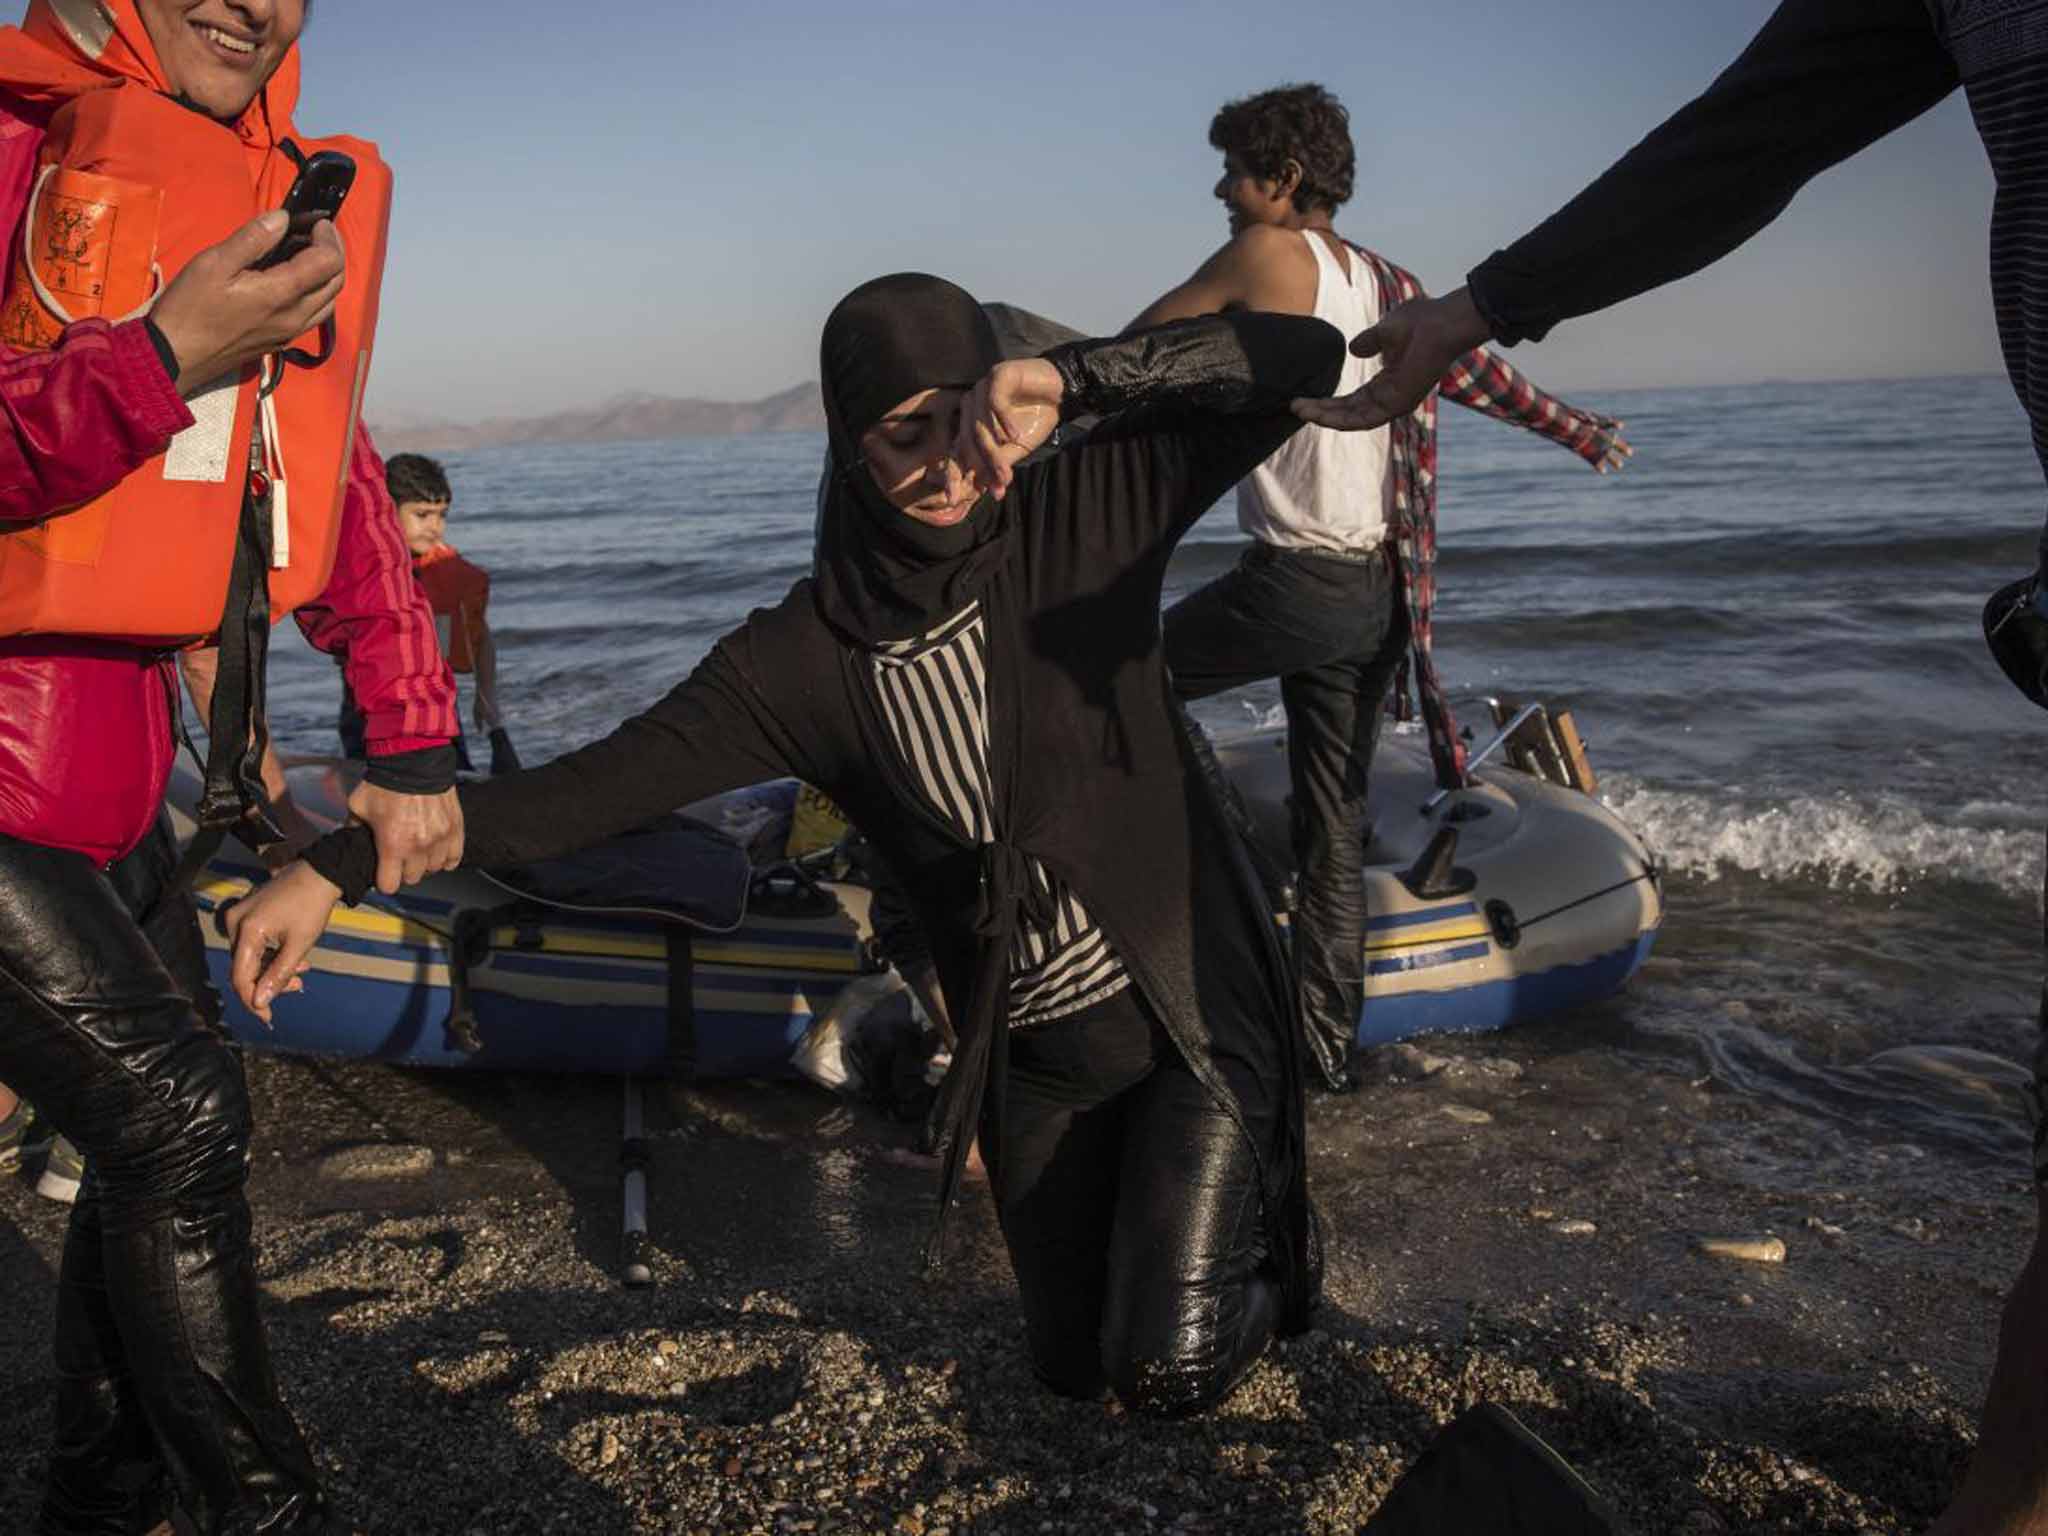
[1600,773,2042,901]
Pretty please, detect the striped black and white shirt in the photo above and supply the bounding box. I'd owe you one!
[868,602,1131,1026]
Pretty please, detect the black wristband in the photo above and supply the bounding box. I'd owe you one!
[302,826,376,906]
[142,317,180,385]
[361,743,459,795]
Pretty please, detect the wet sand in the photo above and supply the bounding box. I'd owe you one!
[0,993,2029,1534]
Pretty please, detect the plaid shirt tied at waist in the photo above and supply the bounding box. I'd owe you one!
[1348,244,1625,790]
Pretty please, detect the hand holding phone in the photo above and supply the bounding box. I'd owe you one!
[252,150,355,271]
[148,205,347,393]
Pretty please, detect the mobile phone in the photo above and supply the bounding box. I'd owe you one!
[253,150,355,270]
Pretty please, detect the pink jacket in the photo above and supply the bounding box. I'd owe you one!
[0,103,456,866]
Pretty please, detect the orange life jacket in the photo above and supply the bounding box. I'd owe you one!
[413,541,490,673]
[0,0,390,645]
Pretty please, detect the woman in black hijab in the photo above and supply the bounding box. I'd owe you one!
[229,274,1348,1414]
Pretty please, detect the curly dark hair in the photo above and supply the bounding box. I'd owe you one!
[1208,83,1355,216]
[385,453,451,507]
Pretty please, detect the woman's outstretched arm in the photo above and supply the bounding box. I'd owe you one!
[1037,313,1347,554]
[226,633,802,1017]
[950,313,1345,512]
[951,312,1345,538]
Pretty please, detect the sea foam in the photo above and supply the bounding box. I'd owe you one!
[1600,773,2043,901]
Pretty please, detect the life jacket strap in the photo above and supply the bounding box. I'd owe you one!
[162,482,279,901]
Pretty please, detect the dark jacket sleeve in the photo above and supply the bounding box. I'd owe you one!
[302,632,798,901]
[1042,312,1346,548]
[1467,0,1957,345]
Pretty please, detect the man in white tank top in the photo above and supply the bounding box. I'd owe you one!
[1133,84,1629,1092]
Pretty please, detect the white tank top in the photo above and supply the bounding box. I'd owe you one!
[1235,231,1393,553]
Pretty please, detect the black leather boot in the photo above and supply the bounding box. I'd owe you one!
[37,1180,174,1536]
[95,1113,328,1534]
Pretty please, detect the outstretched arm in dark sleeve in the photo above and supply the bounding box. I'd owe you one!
[1469,0,1956,345]
[1297,0,1957,434]
[225,634,803,1018]
[313,635,798,900]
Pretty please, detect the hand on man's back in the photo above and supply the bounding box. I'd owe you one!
[1293,288,1494,432]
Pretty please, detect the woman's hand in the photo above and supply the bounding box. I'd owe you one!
[952,358,1064,501]
[149,212,346,395]
[224,861,340,1025]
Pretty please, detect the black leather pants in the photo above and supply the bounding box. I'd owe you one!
[0,819,331,1535]
[1165,543,1409,1091]
[984,989,1279,1416]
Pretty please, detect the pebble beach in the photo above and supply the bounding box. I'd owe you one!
[2,982,2026,1534]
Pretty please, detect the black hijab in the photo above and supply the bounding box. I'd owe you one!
[812,274,1011,647]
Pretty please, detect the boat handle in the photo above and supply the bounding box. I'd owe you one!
[1422,701,1546,816]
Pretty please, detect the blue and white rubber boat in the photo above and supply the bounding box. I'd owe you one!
[1214,722,1661,1046]
[170,716,1661,1074]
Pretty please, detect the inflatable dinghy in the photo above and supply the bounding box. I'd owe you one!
[172,721,1660,1074]
[1213,722,1660,1045]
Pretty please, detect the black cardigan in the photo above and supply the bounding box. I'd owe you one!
[308,313,1347,1318]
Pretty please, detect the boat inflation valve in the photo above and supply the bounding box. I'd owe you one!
[1486,899,1522,950]
[1401,826,1476,900]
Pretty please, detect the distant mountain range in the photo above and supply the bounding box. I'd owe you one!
[364,306,1093,455]
[368,382,824,455]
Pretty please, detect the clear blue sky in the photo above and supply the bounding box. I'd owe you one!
[279,0,2001,424]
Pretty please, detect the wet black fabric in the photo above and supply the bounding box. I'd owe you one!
[989,989,1277,1412]
[0,820,331,1535]
[1165,546,1409,1090]
[303,310,1348,1404]
[812,273,1011,648]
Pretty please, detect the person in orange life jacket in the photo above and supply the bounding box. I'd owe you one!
[0,0,465,1531]
[337,453,520,775]
[1132,84,1630,1094]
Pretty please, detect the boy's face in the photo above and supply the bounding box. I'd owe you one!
[395,498,448,558]
[134,0,305,121]
[1213,150,1297,235]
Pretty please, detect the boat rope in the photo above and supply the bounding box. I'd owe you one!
[358,896,455,947]
[1510,867,1658,936]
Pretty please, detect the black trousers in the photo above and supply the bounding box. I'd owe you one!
[0,819,329,1535]
[983,988,1279,1415]
[1164,543,1409,1088]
